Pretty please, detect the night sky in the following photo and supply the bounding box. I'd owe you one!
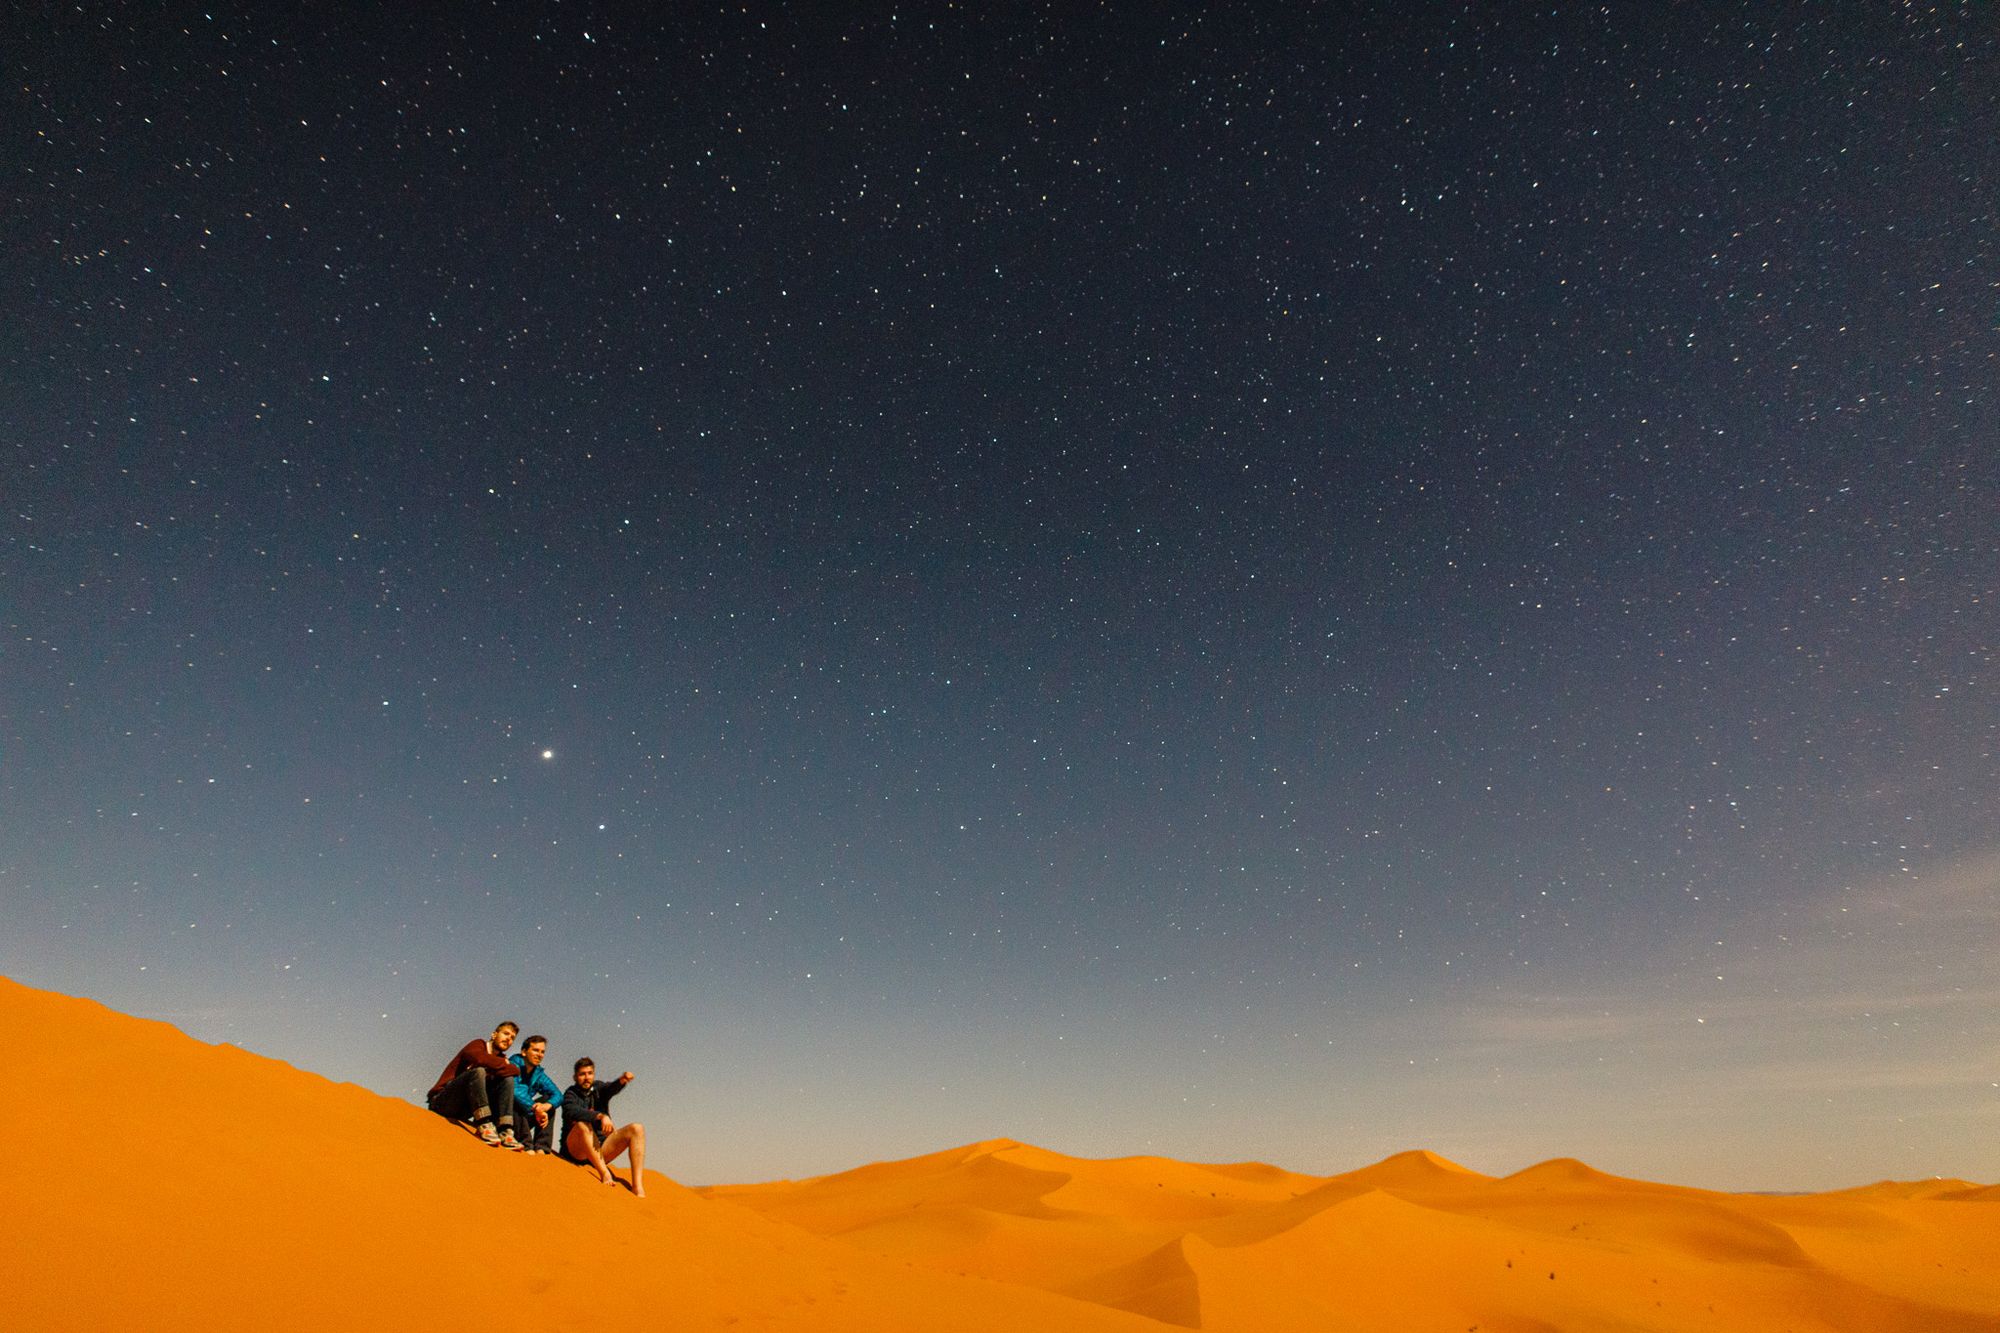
[4,4,1996,1190]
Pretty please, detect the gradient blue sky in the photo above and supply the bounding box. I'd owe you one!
[4,2,1995,1188]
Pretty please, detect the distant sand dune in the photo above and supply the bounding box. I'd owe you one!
[6,974,1996,1332]
[707,1123,2000,1331]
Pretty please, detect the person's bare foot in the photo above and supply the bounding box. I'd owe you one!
[631,1180,646,1199]
[599,1169,617,1186]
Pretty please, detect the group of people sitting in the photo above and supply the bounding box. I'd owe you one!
[426,1020,648,1197]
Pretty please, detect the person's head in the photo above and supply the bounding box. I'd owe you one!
[492,1021,519,1051]
[522,1035,547,1067]
[574,1057,595,1088]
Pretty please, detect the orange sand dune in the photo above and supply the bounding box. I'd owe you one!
[709,1136,2000,1332]
[7,976,1997,1332]
[0,977,1160,1333]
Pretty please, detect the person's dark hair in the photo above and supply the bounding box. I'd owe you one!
[496,1020,519,1034]
[524,1034,547,1048]
[574,1056,595,1076]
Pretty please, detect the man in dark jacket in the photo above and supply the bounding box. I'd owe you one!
[508,1034,563,1154]
[561,1056,646,1196]
[427,1021,525,1150]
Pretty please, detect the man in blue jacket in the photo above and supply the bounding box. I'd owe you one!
[562,1056,646,1196]
[509,1034,564,1154]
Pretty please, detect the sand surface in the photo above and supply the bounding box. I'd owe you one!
[6,976,1996,1331]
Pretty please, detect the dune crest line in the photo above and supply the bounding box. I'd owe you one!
[7,976,1997,1332]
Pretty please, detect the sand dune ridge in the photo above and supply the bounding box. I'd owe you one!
[7,975,1996,1332]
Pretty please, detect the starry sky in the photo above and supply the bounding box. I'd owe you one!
[4,3,1996,1190]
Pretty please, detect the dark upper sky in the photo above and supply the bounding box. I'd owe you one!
[4,3,1995,1188]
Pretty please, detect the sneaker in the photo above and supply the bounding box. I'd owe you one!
[497,1129,525,1152]
[476,1123,502,1147]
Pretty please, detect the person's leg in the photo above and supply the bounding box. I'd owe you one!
[491,1074,518,1141]
[427,1082,460,1120]
[431,1068,482,1122]
[624,1122,645,1197]
[528,1105,555,1153]
[515,1102,540,1152]
[518,1105,538,1151]
[464,1066,491,1120]
[454,1067,507,1142]
[567,1122,614,1185]
[599,1123,647,1196]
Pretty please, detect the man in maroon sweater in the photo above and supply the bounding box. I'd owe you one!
[427,1021,526,1150]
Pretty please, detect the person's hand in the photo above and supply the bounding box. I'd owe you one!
[534,1103,549,1125]
[620,1070,635,1084]
[598,1113,613,1133]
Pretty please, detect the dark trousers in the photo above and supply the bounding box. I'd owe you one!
[427,1066,516,1127]
[518,1104,557,1152]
